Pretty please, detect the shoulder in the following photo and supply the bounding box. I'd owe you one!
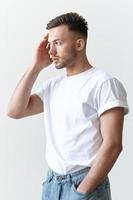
[91,67,113,84]
[93,67,127,98]
[91,68,126,91]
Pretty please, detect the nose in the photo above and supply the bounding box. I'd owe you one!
[48,44,56,56]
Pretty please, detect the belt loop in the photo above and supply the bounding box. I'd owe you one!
[69,173,73,184]
[47,168,54,182]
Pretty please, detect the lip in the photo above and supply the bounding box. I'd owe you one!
[52,57,59,59]
[52,57,60,62]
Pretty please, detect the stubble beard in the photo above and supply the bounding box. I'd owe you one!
[54,51,77,70]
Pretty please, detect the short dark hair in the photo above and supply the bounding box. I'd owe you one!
[46,12,88,38]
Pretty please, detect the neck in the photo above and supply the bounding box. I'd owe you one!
[66,55,93,76]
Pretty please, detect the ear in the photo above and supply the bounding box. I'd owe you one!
[75,38,85,51]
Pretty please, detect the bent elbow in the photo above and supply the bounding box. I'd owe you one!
[118,144,123,154]
[104,142,123,157]
[7,112,21,119]
[113,144,123,157]
[7,108,23,119]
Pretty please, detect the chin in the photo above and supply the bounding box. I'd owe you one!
[55,64,65,69]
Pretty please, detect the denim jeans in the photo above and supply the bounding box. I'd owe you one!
[42,167,112,200]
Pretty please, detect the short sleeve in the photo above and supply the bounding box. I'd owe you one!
[96,78,129,117]
[34,80,48,102]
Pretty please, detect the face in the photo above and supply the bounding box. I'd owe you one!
[47,25,79,69]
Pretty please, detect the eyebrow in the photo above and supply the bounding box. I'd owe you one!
[48,39,63,44]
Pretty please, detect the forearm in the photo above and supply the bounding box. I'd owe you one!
[7,65,40,116]
[78,142,122,193]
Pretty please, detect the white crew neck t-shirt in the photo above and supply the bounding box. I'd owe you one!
[35,67,129,175]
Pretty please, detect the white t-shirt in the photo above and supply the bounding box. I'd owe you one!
[35,67,129,175]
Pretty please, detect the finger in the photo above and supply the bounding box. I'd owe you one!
[38,33,49,50]
[42,34,49,47]
[38,40,49,51]
[43,33,49,40]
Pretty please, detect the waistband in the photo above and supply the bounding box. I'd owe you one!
[46,167,91,182]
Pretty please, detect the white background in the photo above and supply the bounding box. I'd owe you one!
[0,0,132,199]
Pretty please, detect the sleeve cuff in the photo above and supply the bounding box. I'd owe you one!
[98,100,129,117]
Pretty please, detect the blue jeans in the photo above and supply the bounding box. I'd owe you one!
[42,167,112,200]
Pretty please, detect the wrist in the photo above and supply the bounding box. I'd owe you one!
[29,64,42,74]
[77,183,93,194]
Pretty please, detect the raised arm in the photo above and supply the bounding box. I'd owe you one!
[7,34,52,119]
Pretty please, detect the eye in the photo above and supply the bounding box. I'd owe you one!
[55,41,63,46]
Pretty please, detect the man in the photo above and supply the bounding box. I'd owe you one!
[7,12,129,200]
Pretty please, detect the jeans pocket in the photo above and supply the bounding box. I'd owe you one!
[97,176,112,200]
[42,175,53,186]
[70,177,98,200]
